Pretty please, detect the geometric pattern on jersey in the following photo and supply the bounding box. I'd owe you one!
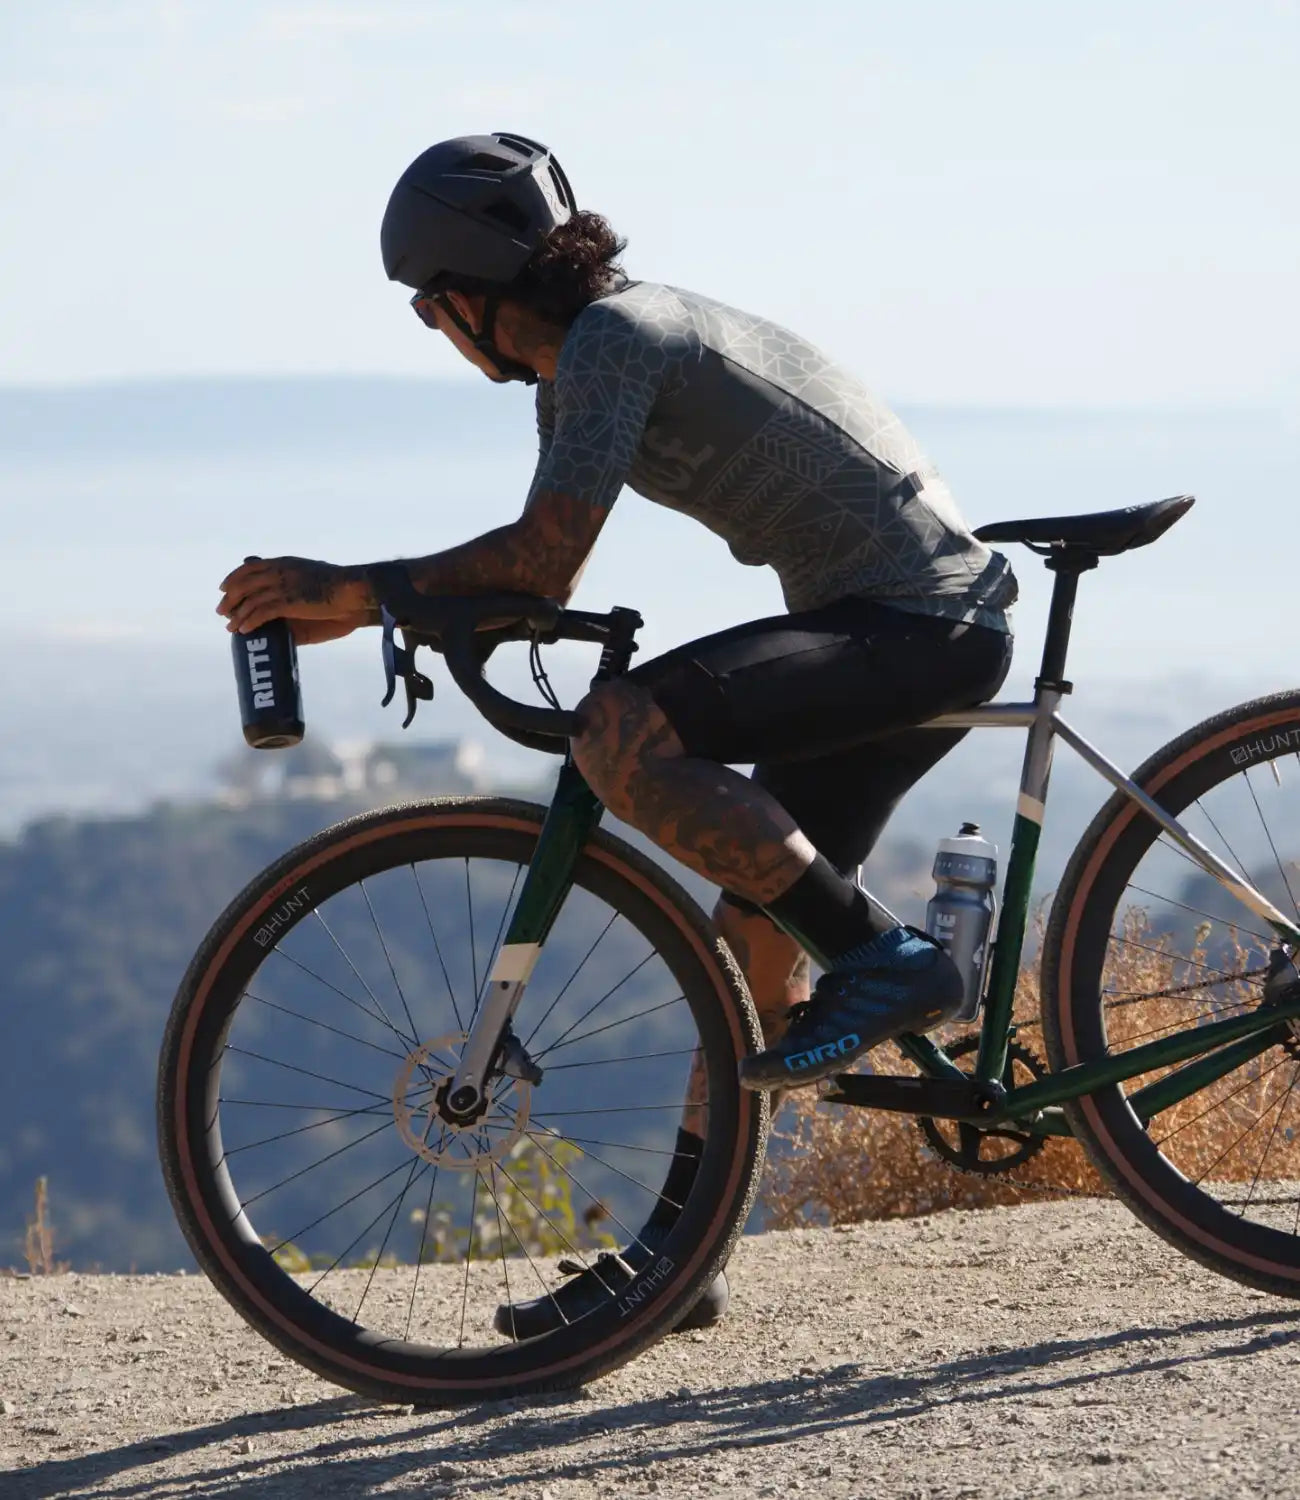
[530,281,1017,629]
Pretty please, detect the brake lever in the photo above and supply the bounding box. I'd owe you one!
[379,605,435,728]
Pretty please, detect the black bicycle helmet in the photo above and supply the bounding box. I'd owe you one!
[380,132,577,291]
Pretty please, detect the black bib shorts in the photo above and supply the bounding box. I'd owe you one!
[628,598,1013,874]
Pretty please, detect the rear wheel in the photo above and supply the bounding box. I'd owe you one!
[1044,691,1300,1293]
[158,797,766,1404]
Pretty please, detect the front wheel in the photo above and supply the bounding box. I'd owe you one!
[1044,690,1300,1293]
[158,797,766,1404]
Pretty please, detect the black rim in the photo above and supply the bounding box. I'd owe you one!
[1056,698,1300,1274]
[165,810,756,1389]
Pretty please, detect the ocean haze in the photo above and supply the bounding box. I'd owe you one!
[2,375,1295,883]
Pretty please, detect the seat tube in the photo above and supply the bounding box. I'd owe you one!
[975,690,1060,1086]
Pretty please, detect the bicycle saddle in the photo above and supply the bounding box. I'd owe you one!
[974,494,1194,556]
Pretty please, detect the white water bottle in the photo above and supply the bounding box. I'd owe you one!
[925,823,998,1022]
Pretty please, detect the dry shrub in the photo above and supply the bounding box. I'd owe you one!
[761,911,1298,1229]
[21,1177,68,1274]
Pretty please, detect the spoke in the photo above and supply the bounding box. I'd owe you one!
[543,1047,699,1072]
[1104,996,1256,1048]
[482,1159,517,1335]
[223,1045,392,1104]
[521,1129,653,1258]
[225,1100,396,1157]
[1244,768,1300,918]
[303,1159,431,1300]
[505,1131,685,1158]
[490,1154,619,1298]
[482,1156,572,1331]
[1123,883,1270,945]
[412,862,464,1034]
[1152,1052,1292,1148]
[405,1164,442,1342]
[220,1097,391,1114]
[243,991,411,1063]
[241,1115,397,1208]
[531,1102,704,1118]
[1107,933,1264,988]
[1194,796,1253,888]
[536,986,682,1062]
[310,908,412,1048]
[520,1117,682,1209]
[360,877,424,1050]
[270,1151,423,1262]
[1240,1063,1300,1216]
[266,946,413,1048]
[531,951,659,1060]
[354,1154,424,1323]
[522,909,620,1049]
[457,1155,481,1349]
[1191,1080,1294,1188]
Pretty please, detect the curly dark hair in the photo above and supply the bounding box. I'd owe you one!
[435,210,626,328]
[509,210,627,325]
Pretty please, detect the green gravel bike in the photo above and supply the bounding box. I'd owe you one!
[159,492,1300,1405]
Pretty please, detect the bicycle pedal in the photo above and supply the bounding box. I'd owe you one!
[821,1071,986,1118]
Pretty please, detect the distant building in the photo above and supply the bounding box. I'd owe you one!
[215,736,490,806]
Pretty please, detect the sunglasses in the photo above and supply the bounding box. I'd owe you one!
[409,289,444,329]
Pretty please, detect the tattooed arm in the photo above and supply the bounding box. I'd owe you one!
[219,297,681,637]
[216,489,607,636]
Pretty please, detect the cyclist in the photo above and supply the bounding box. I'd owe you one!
[217,132,1017,1335]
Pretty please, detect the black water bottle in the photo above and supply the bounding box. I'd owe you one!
[230,560,305,749]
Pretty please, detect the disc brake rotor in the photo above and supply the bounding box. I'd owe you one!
[392,1032,531,1172]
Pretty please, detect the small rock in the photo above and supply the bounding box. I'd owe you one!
[59,1303,84,1318]
[0,1399,13,1415]
[233,1438,253,1455]
[674,1386,693,1400]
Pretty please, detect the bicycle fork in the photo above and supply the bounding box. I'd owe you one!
[442,607,642,1119]
[443,761,604,1118]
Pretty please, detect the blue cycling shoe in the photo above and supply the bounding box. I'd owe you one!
[738,926,964,1091]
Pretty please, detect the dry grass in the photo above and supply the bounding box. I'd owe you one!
[18,1177,68,1275]
[761,913,1300,1229]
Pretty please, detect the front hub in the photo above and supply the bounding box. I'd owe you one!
[392,1032,531,1171]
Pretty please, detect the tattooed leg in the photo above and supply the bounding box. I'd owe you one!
[572,680,817,905]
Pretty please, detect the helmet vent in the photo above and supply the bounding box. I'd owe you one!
[482,198,531,233]
[462,152,512,173]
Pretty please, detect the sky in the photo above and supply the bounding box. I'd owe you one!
[1,0,1298,406]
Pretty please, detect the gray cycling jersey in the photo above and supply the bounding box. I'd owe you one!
[530,281,1017,630]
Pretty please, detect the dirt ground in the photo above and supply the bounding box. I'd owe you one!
[5,1198,1300,1499]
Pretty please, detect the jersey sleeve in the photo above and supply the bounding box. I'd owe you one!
[526,297,682,514]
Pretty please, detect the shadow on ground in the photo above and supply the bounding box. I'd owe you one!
[12,1309,1300,1499]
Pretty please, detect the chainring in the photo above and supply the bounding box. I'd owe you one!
[917,1033,1050,1176]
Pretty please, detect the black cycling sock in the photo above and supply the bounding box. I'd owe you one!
[764,854,897,965]
[646,1128,704,1228]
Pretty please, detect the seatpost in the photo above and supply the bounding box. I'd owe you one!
[1036,550,1097,697]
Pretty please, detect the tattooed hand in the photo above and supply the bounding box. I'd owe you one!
[217,557,374,635]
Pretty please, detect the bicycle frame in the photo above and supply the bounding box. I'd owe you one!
[444,559,1300,1132]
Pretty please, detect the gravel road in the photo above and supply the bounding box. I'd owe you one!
[5,1199,1300,1499]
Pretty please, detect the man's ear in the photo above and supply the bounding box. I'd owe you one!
[444,289,484,334]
